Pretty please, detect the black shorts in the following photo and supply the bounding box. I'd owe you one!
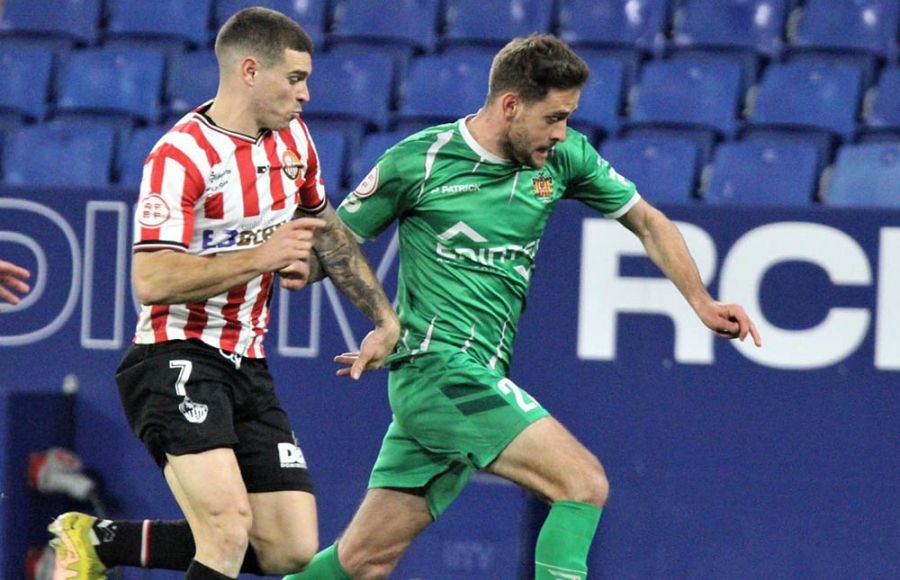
[115,339,313,494]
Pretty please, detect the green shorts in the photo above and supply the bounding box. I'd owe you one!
[368,350,549,518]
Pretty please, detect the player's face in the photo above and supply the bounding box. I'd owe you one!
[254,48,311,131]
[506,87,580,168]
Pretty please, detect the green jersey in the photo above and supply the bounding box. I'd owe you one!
[337,119,639,373]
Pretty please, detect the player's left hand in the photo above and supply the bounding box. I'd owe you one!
[697,301,762,346]
[278,259,310,291]
[334,324,400,380]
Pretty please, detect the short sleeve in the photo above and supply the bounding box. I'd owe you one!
[562,133,640,218]
[336,146,415,240]
[133,140,206,252]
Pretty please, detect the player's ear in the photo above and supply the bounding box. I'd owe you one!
[240,56,260,86]
[501,92,520,121]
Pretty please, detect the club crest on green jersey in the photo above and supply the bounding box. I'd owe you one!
[532,172,554,201]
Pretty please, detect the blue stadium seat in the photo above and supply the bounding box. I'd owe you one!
[117,125,168,187]
[626,58,744,140]
[0,0,102,49]
[166,50,219,122]
[350,131,412,188]
[0,47,53,123]
[672,0,789,59]
[2,121,115,186]
[865,67,900,134]
[790,0,899,63]
[824,143,900,207]
[312,130,348,195]
[55,48,166,128]
[748,62,863,145]
[104,0,214,51]
[569,55,626,142]
[214,0,330,47]
[557,0,673,57]
[704,141,819,205]
[441,0,554,49]
[331,0,440,53]
[599,135,702,204]
[303,53,394,131]
[395,53,492,132]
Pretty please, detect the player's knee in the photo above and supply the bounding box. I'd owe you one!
[563,464,609,507]
[198,506,253,559]
[256,537,319,574]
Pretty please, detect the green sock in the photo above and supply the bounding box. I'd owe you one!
[283,543,350,580]
[534,500,603,580]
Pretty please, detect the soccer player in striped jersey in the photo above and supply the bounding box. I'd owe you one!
[47,8,399,580]
[285,35,762,580]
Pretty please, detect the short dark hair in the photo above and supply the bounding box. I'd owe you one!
[487,34,589,104]
[215,7,313,67]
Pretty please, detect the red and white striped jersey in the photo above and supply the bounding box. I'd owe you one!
[131,103,328,358]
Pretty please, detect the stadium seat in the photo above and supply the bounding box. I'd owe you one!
[117,125,168,187]
[166,50,219,122]
[331,0,440,53]
[671,0,789,59]
[0,0,102,49]
[865,67,900,134]
[312,130,348,195]
[302,53,394,131]
[704,140,819,206]
[104,0,214,51]
[441,0,554,49]
[557,0,673,57]
[395,53,493,132]
[569,54,626,142]
[824,143,900,207]
[790,0,899,64]
[2,121,115,187]
[746,62,864,144]
[626,58,744,141]
[350,131,411,188]
[0,47,53,123]
[214,0,330,46]
[55,48,166,128]
[599,135,702,204]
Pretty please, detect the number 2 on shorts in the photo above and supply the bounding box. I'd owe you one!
[496,377,539,412]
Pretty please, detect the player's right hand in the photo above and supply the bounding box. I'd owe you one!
[260,218,326,272]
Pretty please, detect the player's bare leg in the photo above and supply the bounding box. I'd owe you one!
[247,490,318,572]
[165,449,253,577]
[283,487,432,580]
[487,416,608,579]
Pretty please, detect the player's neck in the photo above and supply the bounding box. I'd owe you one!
[465,111,509,161]
[205,95,262,137]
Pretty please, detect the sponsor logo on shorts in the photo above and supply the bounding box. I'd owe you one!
[178,397,208,424]
[278,442,307,468]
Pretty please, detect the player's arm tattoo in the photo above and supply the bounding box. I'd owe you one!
[298,205,394,325]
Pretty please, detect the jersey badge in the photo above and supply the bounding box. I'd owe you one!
[281,149,303,181]
[353,165,379,198]
[532,171,554,200]
[138,193,171,228]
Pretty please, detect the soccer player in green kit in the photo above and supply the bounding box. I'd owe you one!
[288,34,762,580]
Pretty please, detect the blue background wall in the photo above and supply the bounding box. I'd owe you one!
[1,187,899,579]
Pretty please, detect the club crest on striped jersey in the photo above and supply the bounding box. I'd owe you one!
[281,149,303,181]
[138,193,171,228]
[353,165,379,198]
[532,172,554,200]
